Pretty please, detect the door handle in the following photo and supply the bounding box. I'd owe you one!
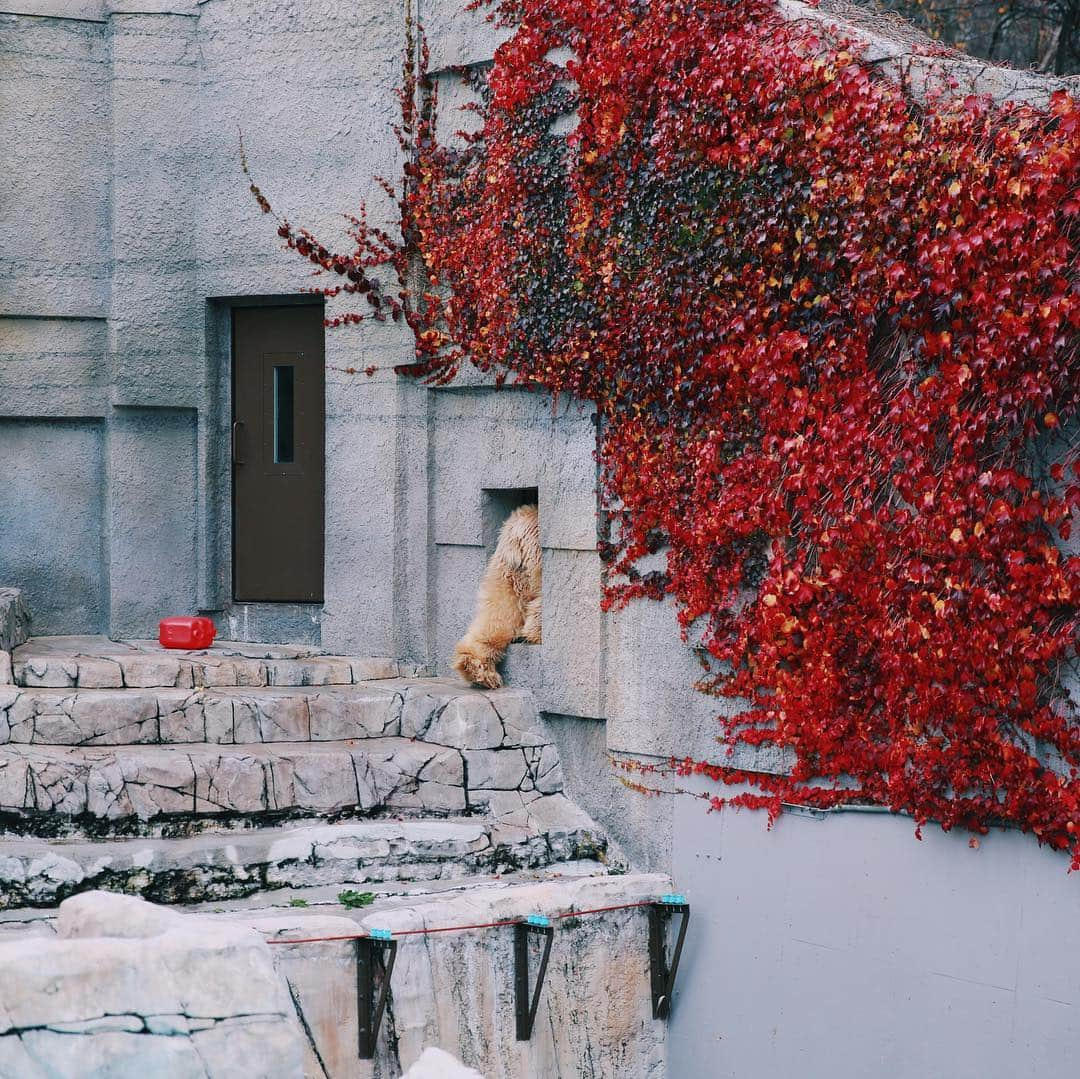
[232,420,244,465]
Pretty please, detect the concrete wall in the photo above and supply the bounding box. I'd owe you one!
[429,388,603,717]
[670,788,1080,1079]
[0,0,407,638]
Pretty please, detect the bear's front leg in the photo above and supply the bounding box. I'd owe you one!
[521,594,542,644]
[453,560,524,688]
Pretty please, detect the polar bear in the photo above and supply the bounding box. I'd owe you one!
[452,505,541,689]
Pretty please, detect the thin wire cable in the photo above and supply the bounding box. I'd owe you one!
[264,899,657,946]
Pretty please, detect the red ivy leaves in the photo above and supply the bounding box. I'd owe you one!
[259,0,1080,867]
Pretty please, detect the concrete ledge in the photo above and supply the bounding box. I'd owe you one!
[0,811,605,908]
[247,870,672,1077]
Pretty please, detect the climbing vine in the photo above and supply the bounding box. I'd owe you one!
[252,0,1080,865]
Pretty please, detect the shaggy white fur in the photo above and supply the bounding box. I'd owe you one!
[453,505,541,689]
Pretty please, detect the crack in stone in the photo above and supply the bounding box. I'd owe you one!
[385,691,405,736]
[486,696,510,746]
[412,754,438,784]
[285,977,330,1079]
[410,690,450,742]
[77,718,155,748]
[0,1010,287,1039]
[461,751,471,814]
[349,755,364,807]
[262,760,276,812]
[289,762,323,803]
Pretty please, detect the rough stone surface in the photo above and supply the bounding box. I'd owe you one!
[0,633,625,1074]
[0,590,30,654]
[0,807,605,909]
[0,865,659,1076]
[352,872,670,1078]
[0,683,550,756]
[0,891,304,1078]
[0,647,591,865]
[0,741,401,823]
[218,870,668,1079]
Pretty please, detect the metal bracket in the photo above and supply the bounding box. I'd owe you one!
[514,915,554,1041]
[649,894,690,1020]
[357,931,398,1059]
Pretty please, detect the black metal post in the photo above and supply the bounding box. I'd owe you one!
[357,936,398,1059]
[514,920,554,1040]
[649,898,690,1020]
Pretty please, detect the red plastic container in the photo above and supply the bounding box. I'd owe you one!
[158,616,217,650]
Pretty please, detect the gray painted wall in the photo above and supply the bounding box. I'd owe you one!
[1,3,1077,1077]
[671,786,1080,1079]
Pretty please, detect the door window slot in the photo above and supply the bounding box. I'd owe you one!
[273,364,295,464]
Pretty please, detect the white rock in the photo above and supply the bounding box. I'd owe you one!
[404,1046,487,1078]
[0,892,304,1078]
[57,890,182,939]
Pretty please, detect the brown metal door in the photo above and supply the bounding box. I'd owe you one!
[232,305,325,602]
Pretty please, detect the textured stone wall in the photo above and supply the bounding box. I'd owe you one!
[0,8,111,321]
[0,877,669,1078]
[0,891,305,1078]
[251,872,670,1078]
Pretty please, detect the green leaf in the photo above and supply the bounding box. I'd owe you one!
[338,889,377,910]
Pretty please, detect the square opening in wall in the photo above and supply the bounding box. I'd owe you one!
[482,487,539,557]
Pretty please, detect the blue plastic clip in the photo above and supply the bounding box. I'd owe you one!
[368,927,393,941]
[660,893,688,906]
[525,913,551,928]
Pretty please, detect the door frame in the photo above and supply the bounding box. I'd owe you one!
[202,295,326,641]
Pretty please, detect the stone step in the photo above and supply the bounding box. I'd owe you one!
[0,678,547,750]
[0,739,567,831]
[0,859,614,939]
[0,815,606,910]
[8,635,412,689]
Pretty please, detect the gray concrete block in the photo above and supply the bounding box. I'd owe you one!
[431,389,598,551]
[0,318,108,418]
[0,420,106,635]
